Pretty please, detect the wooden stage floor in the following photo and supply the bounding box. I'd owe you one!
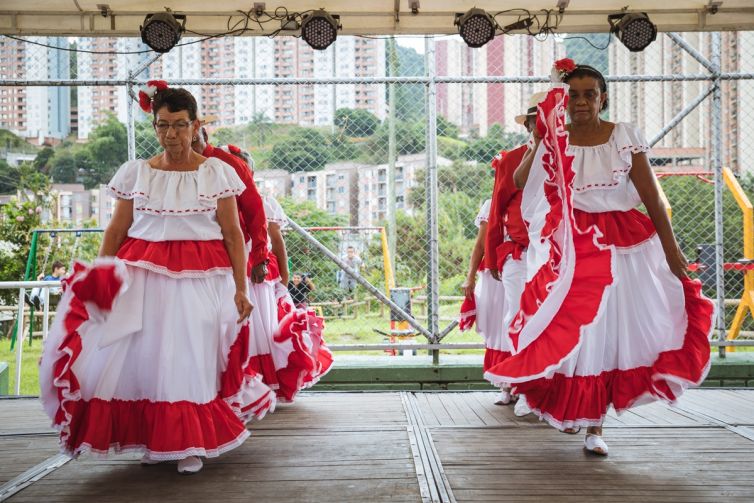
[1,389,753,502]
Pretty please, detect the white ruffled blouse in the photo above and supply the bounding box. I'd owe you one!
[569,122,650,213]
[107,158,246,242]
[263,195,288,230]
[474,199,491,229]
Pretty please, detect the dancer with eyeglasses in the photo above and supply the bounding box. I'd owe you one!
[39,82,275,474]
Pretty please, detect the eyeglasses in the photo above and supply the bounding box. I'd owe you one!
[154,120,192,132]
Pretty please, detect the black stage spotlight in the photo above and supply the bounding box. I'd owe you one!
[301,9,341,50]
[608,12,657,52]
[455,8,497,48]
[141,11,186,53]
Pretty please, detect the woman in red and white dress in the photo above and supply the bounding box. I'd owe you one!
[248,195,333,402]
[39,87,275,474]
[460,199,515,405]
[486,61,714,455]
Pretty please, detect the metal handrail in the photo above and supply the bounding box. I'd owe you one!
[1,281,61,395]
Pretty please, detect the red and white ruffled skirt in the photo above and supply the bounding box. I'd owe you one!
[39,239,276,460]
[484,88,714,429]
[247,253,333,402]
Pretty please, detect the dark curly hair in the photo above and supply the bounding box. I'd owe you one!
[564,64,608,112]
[151,88,198,121]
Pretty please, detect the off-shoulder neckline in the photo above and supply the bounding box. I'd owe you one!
[568,123,622,149]
[143,157,215,173]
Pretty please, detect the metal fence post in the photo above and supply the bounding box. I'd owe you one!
[711,32,726,358]
[425,36,441,365]
[126,80,136,161]
[14,288,26,395]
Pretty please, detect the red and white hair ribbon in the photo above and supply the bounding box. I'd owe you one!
[550,58,577,83]
[137,80,169,113]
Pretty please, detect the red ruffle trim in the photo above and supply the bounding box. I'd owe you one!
[45,260,273,459]
[458,296,476,331]
[483,348,512,374]
[514,280,712,427]
[274,297,333,401]
[496,241,526,273]
[574,208,656,248]
[117,237,231,276]
[249,353,281,390]
[59,398,251,460]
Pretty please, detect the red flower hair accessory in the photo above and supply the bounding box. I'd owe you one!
[551,58,577,83]
[138,80,169,113]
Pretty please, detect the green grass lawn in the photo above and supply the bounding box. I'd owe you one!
[0,341,43,396]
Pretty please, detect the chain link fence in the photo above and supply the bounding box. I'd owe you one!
[2,31,754,366]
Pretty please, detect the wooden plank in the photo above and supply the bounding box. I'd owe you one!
[9,430,423,503]
[0,436,60,486]
[675,389,754,425]
[0,399,54,436]
[415,393,453,427]
[431,426,754,501]
[254,393,409,430]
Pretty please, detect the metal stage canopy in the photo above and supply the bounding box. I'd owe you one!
[1,1,754,37]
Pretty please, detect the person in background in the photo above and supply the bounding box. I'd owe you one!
[192,123,269,284]
[30,260,66,309]
[288,272,315,308]
[338,246,362,295]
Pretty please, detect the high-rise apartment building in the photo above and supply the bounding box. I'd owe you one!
[76,38,153,139]
[609,31,754,174]
[435,36,563,136]
[0,36,70,142]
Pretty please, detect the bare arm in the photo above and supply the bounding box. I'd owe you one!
[629,152,688,279]
[217,196,254,321]
[268,221,289,285]
[513,136,541,189]
[462,221,486,298]
[305,277,316,291]
[99,199,134,257]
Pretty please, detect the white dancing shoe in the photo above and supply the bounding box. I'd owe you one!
[513,396,531,417]
[177,456,203,474]
[494,389,513,405]
[140,454,160,465]
[584,434,609,456]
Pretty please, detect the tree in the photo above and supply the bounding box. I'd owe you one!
[49,151,77,183]
[335,108,380,137]
[0,166,49,299]
[392,45,425,121]
[249,112,273,146]
[82,114,128,188]
[135,120,161,159]
[0,160,20,194]
[277,198,348,304]
[409,160,494,210]
[33,147,55,173]
[328,133,363,161]
[436,116,460,139]
[366,121,425,162]
[462,124,527,164]
[268,128,332,172]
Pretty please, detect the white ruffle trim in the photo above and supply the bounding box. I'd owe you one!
[474,199,491,228]
[567,122,650,193]
[107,158,246,215]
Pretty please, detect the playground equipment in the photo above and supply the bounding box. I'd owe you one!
[657,169,754,350]
[10,228,103,350]
[299,226,395,296]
